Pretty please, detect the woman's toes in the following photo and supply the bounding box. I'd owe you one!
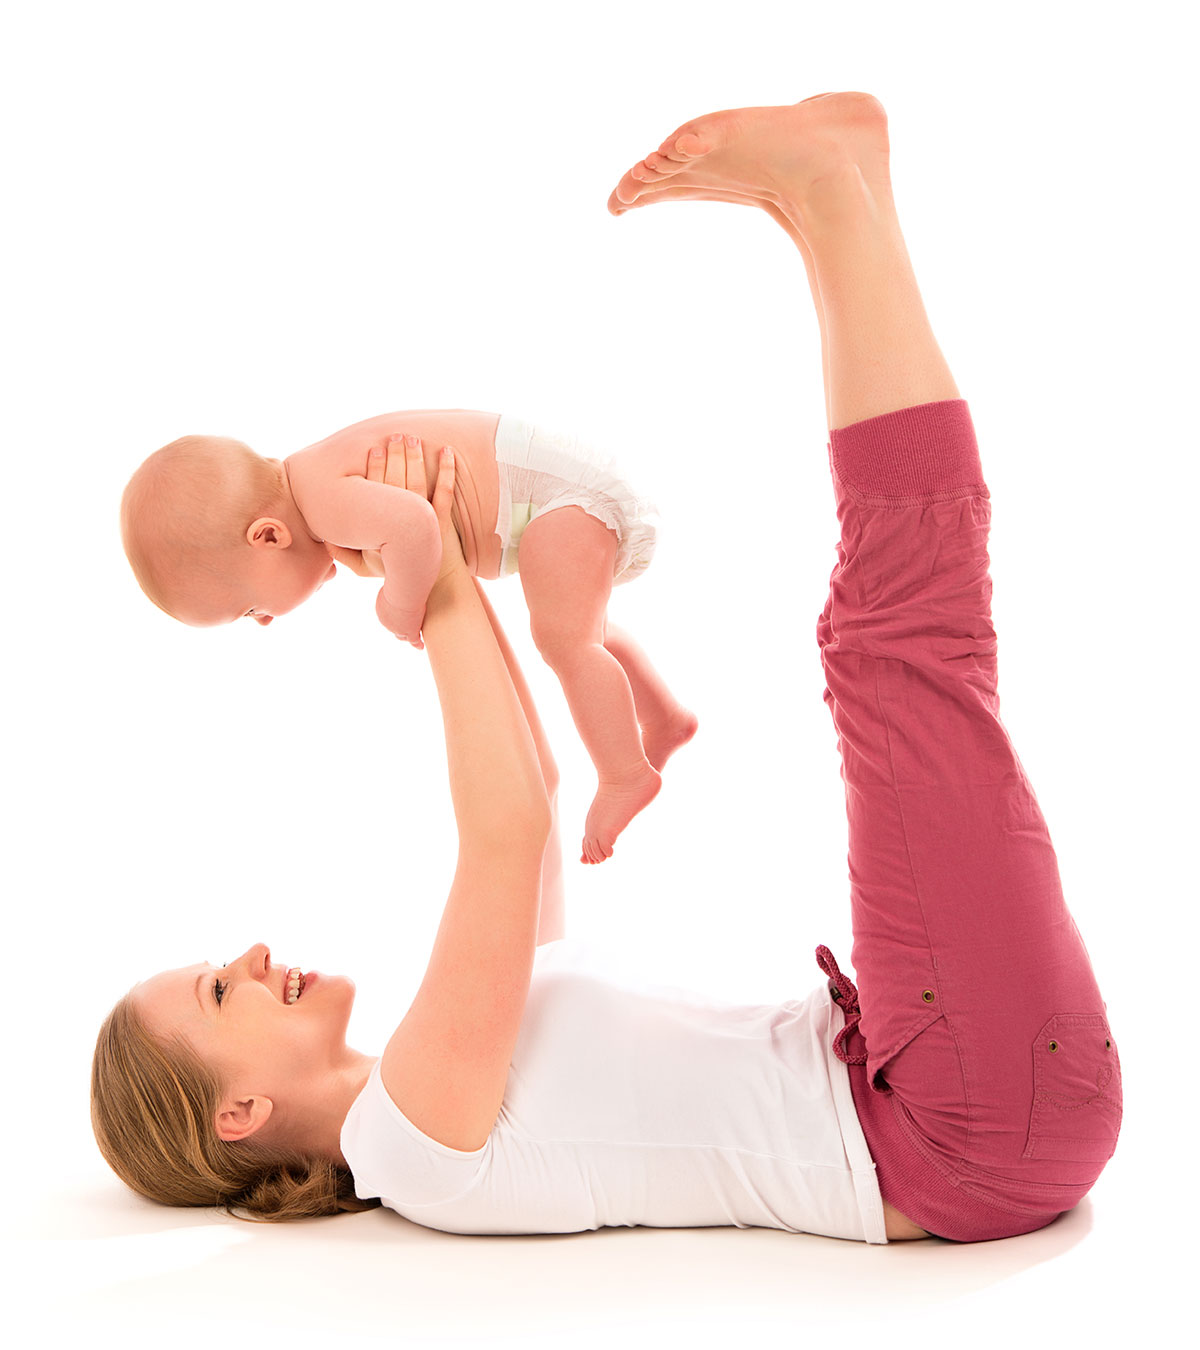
[669,130,712,159]
[632,149,685,183]
[612,171,654,205]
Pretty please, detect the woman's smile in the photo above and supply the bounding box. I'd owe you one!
[285,968,308,1004]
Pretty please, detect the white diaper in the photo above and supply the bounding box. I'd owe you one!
[493,414,659,584]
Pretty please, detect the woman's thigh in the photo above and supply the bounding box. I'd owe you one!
[816,400,1121,1191]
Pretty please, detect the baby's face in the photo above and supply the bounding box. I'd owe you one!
[238,546,338,627]
[171,534,337,628]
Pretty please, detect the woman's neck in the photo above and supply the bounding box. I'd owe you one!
[291,1050,378,1167]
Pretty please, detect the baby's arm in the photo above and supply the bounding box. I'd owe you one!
[300,440,442,646]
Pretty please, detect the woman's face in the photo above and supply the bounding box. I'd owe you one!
[132,943,357,1119]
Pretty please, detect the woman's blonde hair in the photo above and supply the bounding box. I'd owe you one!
[91,993,379,1222]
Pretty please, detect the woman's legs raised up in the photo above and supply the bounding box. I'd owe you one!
[608,92,959,430]
[609,95,1121,1241]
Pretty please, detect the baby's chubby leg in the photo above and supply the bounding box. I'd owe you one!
[518,506,661,864]
[603,623,697,772]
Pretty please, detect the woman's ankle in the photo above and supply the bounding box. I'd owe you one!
[784,161,895,240]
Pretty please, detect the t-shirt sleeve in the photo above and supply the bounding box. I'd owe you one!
[340,1060,490,1209]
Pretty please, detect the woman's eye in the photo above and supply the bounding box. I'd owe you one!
[213,978,227,1007]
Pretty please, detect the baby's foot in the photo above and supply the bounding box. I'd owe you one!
[640,706,698,773]
[581,761,662,865]
[607,91,889,222]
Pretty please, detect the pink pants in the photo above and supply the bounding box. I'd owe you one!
[814,399,1122,1243]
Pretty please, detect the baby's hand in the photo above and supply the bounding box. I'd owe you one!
[376,589,427,648]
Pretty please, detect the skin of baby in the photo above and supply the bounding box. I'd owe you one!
[282,410,504,646]
[146,410,503,637]
[168,506,337,629]
[132,410,690,858]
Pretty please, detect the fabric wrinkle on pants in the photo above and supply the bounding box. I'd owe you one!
[813,399,1122,1243]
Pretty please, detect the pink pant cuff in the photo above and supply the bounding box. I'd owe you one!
[828,399,987,502]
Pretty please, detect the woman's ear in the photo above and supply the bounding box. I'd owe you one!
[214,1094,274,1142]
[246,518,292,549]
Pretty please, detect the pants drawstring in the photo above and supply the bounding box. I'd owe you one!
[815,945,868,1067]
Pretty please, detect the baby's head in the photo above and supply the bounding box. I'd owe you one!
[121,436,335,627]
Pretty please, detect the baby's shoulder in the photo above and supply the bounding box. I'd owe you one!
[290,415,398,474]
[286,434,365,484]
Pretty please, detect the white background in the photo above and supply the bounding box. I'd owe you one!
[4,1,1194,1345]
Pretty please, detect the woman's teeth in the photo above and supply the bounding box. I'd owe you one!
[286,968,305,1004]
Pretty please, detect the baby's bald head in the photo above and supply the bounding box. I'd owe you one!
[121,435,283,620]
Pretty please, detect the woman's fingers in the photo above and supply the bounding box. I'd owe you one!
[432,446,456,522]
[374,433,431,499]
[430,446,466,583]
[366,436,414,489]
[403,434,428,498]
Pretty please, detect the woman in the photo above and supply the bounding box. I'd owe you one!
[92,92,1121,1244]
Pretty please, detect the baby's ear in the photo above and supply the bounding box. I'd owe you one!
[246,517,292,548]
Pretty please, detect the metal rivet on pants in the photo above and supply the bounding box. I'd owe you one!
[1048,1040,1059,1053]
[922,989,935,1004]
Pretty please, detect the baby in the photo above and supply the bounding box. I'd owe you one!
[121,409,697,863]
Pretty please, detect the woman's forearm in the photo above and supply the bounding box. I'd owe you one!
[469,580,565,944]
[422,568,552,851]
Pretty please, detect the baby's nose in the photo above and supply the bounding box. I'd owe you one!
[254,615,274,627]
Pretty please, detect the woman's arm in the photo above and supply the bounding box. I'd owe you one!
[470,580,565,946]
[328,447,566,946]
[378,441,553,1152]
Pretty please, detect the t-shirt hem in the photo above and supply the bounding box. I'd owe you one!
[826,997,889,1245]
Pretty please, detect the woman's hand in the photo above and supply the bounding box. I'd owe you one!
[323,434,465,582]
[324,434,466,648]
[376,434,466,587]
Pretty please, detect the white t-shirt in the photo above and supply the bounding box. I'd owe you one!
[341,939,888,1243]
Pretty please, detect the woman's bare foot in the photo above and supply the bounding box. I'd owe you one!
[582,760,662,865]
[607,91,890,227]
[640,705,698,773]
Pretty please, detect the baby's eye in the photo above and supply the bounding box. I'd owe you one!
[244,610,256,619]
[213,978,227,1007]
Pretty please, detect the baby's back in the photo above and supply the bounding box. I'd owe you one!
[286,410,504,578]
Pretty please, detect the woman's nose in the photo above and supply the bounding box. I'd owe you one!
[230,943,271,975]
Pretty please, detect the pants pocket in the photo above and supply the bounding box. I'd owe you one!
[1022,1012,1122,1162]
